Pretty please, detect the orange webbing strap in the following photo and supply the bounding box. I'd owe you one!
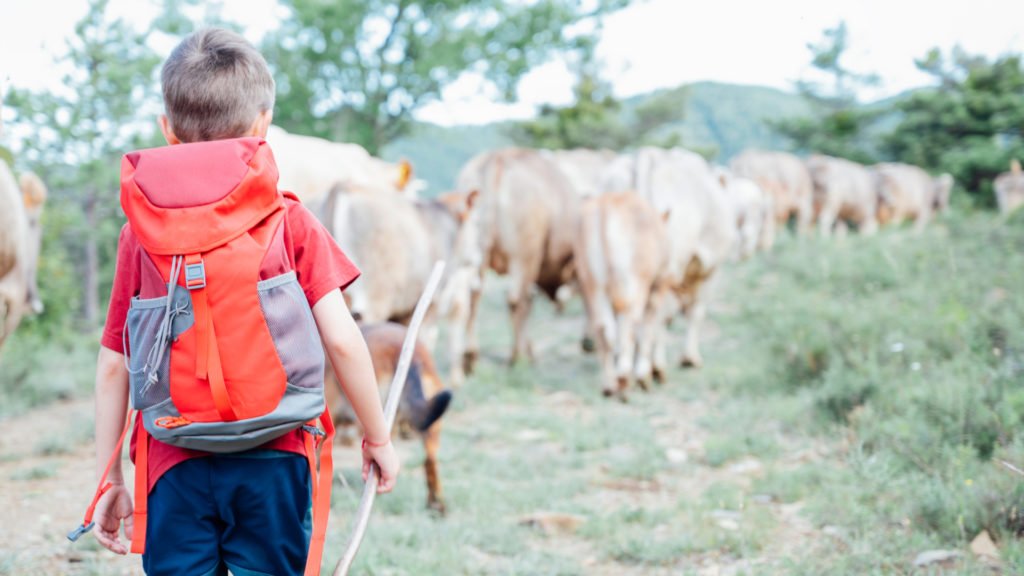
[130,422,149,554]
[69,412,134,541]
[185,253,237,422]
[304,409,336,576]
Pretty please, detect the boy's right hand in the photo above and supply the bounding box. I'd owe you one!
[361,439,400,493]
[93,483,134,554]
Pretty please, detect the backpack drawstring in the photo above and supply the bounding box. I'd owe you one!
[123,255,189,399]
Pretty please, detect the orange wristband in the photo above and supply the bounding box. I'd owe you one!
[361,436,390,450]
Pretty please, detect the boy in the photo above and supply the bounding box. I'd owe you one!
[88,28,399,575]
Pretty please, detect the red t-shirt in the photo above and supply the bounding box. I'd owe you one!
[101,198,359,491]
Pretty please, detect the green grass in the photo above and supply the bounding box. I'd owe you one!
[0,329,97,419]
[7,211,1024,575]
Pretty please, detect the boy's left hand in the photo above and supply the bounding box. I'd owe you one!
[93,483,134,554]
[362,439,400,494]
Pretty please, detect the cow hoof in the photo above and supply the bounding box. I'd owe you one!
[602,388,615,398]
[617,391,629,404]
[652,367,666,384]
[636,378,650,392]
[462,351,478,375]
[680,356,703,369]
[427,499,447,517]
[581,336,596,354]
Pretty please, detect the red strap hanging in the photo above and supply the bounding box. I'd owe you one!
[130,423,149,554]
[303,408,335,576]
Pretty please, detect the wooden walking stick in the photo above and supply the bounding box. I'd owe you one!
[332,261,446,576]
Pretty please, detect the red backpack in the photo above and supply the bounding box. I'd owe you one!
[70,137,335,576]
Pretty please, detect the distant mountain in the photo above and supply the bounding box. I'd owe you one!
[381,81,810,196]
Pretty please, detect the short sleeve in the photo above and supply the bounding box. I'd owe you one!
[285,200,360,306]
[100,224,142,354]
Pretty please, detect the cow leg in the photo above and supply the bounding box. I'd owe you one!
[680,292,707,369]
[507,292,535,365]
[593,297,619,399]
[860,216,879,236]
[446,295,469,388]
[462,272,484,376]
[635,287,666,388]
[818,204,838,238]
[614,308,638,394]
[797,194,814,236]
[507,262,538,366]
[422,421,445,515]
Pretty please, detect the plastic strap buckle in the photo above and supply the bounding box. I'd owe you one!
[184,260,206,290]
[67,522,94,542]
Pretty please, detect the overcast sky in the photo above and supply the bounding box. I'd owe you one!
[1,0,1022,126]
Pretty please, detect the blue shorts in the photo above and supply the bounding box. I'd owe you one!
[142,451,312,576]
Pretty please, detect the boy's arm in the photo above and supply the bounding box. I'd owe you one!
[95,346,130,482]
[312,289,399,492]
[92,345,134,554]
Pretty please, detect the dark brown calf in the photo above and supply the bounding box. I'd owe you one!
[324,322,453,514]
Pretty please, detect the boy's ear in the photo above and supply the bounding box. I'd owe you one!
[249,109,274,139]
[158,115,181,145]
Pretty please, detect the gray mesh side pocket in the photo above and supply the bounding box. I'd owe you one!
[126,290,194,410]
[257,272,325,390]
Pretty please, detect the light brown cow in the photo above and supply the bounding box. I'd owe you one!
[874,163,954,231]
[324,322,453,513]
[266,125,419,207]
[457,149,581,369]
[575,191,669,399]
[601,147,736,369]
[994,160,1024,215]
[0,166,47,350]
[806,154,879,236]
[730,150,814,234]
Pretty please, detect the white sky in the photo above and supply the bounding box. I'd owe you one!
[1,0,1022,126]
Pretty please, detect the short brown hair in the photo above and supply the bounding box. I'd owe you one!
[161,28,275,142]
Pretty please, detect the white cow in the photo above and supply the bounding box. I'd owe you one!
[994,160,1024,215]
[731,150,814,234]
[714,167,775,258]
[601,147,736,370]
[874,163,954,231]
[321,183,479,386]
[265,125,422,207]
[544,148,618,198]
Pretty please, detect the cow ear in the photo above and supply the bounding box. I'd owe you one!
[397,159,413,189]
[466,189,479,211]
[661,209,671,222]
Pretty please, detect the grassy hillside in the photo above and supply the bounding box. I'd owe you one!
[381,81,809,195]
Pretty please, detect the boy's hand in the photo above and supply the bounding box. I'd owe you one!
[93,484,134,554]
[362,439,400,494]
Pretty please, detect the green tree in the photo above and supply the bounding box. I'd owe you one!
[773,21,880,163]
[264,0,632,155]
[510,67,687,151]
[883,48,1024,206]
[5,0,160,330]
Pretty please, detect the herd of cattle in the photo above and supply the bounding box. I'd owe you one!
[267,126,1024,402]
[1,126,1024,510]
